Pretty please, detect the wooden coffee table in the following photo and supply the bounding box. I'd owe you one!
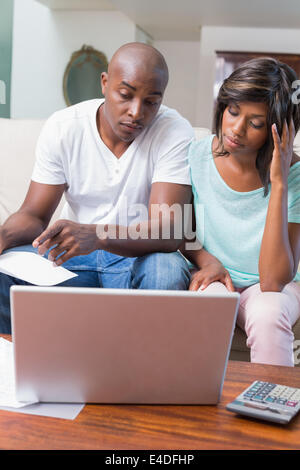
[1,335,300,450]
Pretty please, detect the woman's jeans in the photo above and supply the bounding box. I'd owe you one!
[0,244,191,334]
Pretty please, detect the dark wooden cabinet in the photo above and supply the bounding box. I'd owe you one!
[214,51,300,100]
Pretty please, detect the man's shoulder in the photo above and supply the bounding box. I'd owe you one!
[37,99,103,147]
[149,104,194,138]
[156,104,191,124]
[47,99,102,127]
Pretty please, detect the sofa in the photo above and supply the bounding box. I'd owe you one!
[1,118,300,365]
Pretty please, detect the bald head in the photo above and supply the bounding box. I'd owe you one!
[108,42,169,91]
[100,43,169,146]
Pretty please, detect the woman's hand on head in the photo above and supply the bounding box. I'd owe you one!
[188,262,235,292]
[270,119,295,187]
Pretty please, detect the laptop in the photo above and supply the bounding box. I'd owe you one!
[11,286,240,405]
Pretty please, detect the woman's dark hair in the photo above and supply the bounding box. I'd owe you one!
[213,57,300,195]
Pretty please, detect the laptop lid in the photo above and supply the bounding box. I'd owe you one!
[11,286,239,404]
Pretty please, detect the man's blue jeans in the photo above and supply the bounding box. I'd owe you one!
[0,245,191,334]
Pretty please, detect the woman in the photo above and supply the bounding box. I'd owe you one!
[184,57,300,367]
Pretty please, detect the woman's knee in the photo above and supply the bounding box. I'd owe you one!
[244,291,296,331]
[198,281,230,294]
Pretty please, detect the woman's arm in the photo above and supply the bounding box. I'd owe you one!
[259,120,300,291]
[179,201,234,291]
[180,244,234,291]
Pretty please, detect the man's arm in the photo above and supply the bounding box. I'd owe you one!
[103,181,192,256]
[0,181,65,255]
[33,182,192,263]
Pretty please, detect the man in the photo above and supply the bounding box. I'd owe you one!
[0,42,197,333]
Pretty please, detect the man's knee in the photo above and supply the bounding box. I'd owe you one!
[0,272,14,334]
[131,251,191,290]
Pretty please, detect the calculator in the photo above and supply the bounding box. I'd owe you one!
[226,381,300,424]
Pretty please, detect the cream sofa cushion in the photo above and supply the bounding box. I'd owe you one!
[0,118,45,224]
[0,118,64,225]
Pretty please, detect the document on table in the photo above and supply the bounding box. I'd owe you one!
[0,337,36,408]
[0,338,84,420]
[0,251,77,286]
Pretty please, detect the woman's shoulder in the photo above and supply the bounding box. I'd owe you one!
[288,154,300,190]
[290,152,300,174]
[291,152,300,166]
[188,134,215,162]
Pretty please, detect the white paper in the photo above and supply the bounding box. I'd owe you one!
[0,338,37,408]
[0,251,77,286]
[0,338,84,420]
[0,402,85,420]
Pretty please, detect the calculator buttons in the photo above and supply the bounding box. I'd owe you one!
[252,396,264,402]
[275,398,287,405]
[265,396,276,403]
[241,381,300,409]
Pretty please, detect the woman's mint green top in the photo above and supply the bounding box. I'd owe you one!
[188,134,300,288]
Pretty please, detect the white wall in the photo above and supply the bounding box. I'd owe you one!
[12,3,300,127]
[197,26,300,129]
[10,0,199,124]
[11,0,136,118]
[135,25,152,45]
[11,0,200,124]
[154,40,199,125]
[0,81,6,105]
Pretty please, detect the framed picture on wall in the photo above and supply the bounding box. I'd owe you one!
[63,45,108,107]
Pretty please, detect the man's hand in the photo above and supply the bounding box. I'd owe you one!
[32,219,99,265]
[188,262,234,292]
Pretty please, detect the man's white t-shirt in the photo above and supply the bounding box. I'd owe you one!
[31,99,194,226]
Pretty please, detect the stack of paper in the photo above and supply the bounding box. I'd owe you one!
[0,252,85,419]
[0,337,84,420]
[0,337,37,408]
